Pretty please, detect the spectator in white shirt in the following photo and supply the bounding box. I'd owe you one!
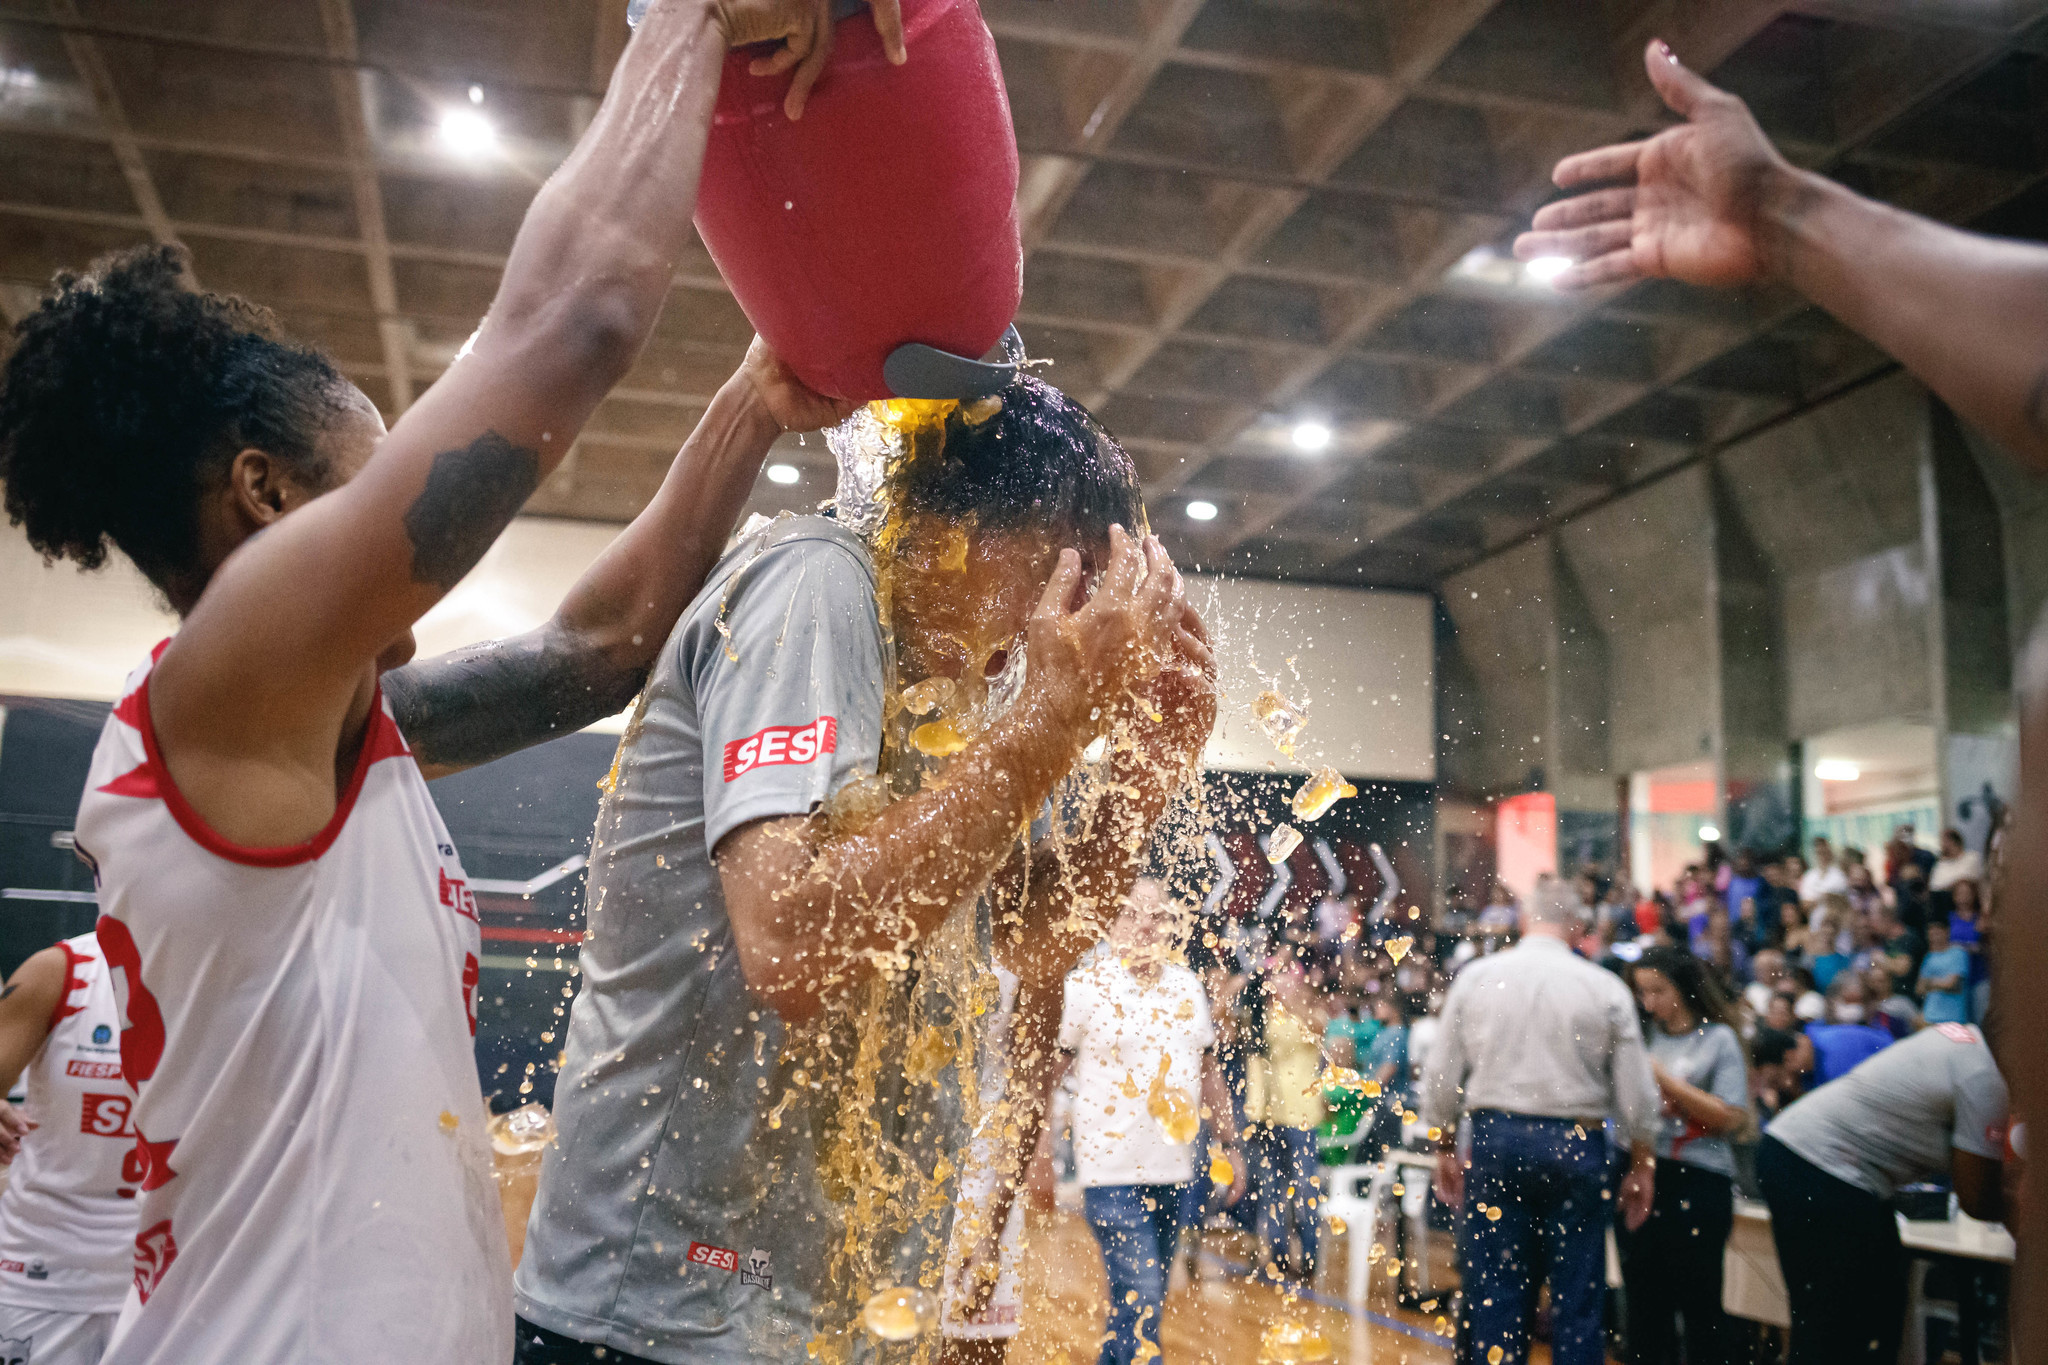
[1929,827,1985,893]
[1797,837,1849,908]
[1054,881,1243,1365]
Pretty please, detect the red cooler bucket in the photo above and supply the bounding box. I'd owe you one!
[694,0,1023,402]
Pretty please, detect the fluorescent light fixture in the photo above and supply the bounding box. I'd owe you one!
[439,108,498,157]
[766,463,801,485]
[1815,758,1860,782]
[1290,420,1332,453]
[1185,500,1218,522]
[1523,255,1572,286]
[1698,824,1722,843]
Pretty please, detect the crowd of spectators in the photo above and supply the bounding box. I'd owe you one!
[1130,819,2003,1352]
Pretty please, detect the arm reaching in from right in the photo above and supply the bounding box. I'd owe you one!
[1515,38,2048,470]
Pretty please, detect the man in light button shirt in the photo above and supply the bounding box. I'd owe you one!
[1422,879,1659,1365]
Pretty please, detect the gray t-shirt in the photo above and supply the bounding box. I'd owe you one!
[518,515,961,1363]
[1767,1023,2009,1198]
[1647,1022,1749,1177]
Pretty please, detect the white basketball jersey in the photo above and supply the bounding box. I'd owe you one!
[73,648,511,1364]
[0,932,134,1313]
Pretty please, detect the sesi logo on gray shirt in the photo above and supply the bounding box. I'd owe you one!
[516,515,981,1364]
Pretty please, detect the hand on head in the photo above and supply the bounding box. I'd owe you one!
[1513,39,1790,290]
[716,0,908,120]
[1023,524,1184,742]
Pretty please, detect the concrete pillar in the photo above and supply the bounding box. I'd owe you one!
[1928,402,2016,835]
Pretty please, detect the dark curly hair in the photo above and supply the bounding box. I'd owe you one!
[0,244,352,598]
[893,374,1144,543]
[1634,945,1741,1032]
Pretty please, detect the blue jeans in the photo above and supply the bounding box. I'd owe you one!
[1458,1111,1611,1365]
[1254,1125,1321,1277]
[1083,1182,1186,1365]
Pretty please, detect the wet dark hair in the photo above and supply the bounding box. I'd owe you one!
[894,374,1143,543]
[0,245,351,594]
[1635,945,1740,1032]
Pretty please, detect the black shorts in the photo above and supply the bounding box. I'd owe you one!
[514,1317,666,1365]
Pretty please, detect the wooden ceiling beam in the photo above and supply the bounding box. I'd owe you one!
[317,0,414,413]
[45,0,174,247]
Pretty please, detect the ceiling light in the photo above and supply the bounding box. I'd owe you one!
[1523,255,1572,286]
[468,83,485,105]
[1698,824,1721,843]
[1451,245,1519,287]
[1290,420,1332,453]
[1186,500,1218,522]
[766,463,800,485]
[1815,759,1860,782]
[439,108,498,158]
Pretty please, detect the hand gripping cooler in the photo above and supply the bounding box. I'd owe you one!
[644,0,1026,400]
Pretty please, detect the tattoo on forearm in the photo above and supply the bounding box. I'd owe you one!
[383,622,647,773]
[402,431,540,591]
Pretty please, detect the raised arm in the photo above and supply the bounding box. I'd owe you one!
[1515,39,2048,471]
[1000,588,1217,1000]
[153,0,896,838]
[385,340,852,777]
[716,528,1177,1021]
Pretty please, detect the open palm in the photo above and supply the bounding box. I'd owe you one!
[1515,39,1787,291]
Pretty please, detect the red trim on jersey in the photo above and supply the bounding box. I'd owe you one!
[97,763,161,799]
[480,926,584,946]
[134,676,408,868]
[50,939,90,1033]
[112,686,148,732]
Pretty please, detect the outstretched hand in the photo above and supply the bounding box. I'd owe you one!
[1513,39,1791,291]
[718,0,907,121]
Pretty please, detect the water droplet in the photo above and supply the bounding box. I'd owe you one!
[1257,1319,1333,1363]
[861,1286,939,1341]
[1252,689,1307,757]
[488,1102,557,1155]
[1290,766,1357,821]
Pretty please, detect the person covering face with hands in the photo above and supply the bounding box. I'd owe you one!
[517,381,1218,1364]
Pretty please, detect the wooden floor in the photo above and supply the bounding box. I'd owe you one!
[496,1153,1587,1364]
[1004,1208,1461,1365]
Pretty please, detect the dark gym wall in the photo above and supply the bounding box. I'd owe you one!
[0,695,613,1112]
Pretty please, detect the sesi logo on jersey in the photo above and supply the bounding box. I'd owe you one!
[81,1092,137,1138]
[722,718,837,782]
[687,1241,739,1273]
